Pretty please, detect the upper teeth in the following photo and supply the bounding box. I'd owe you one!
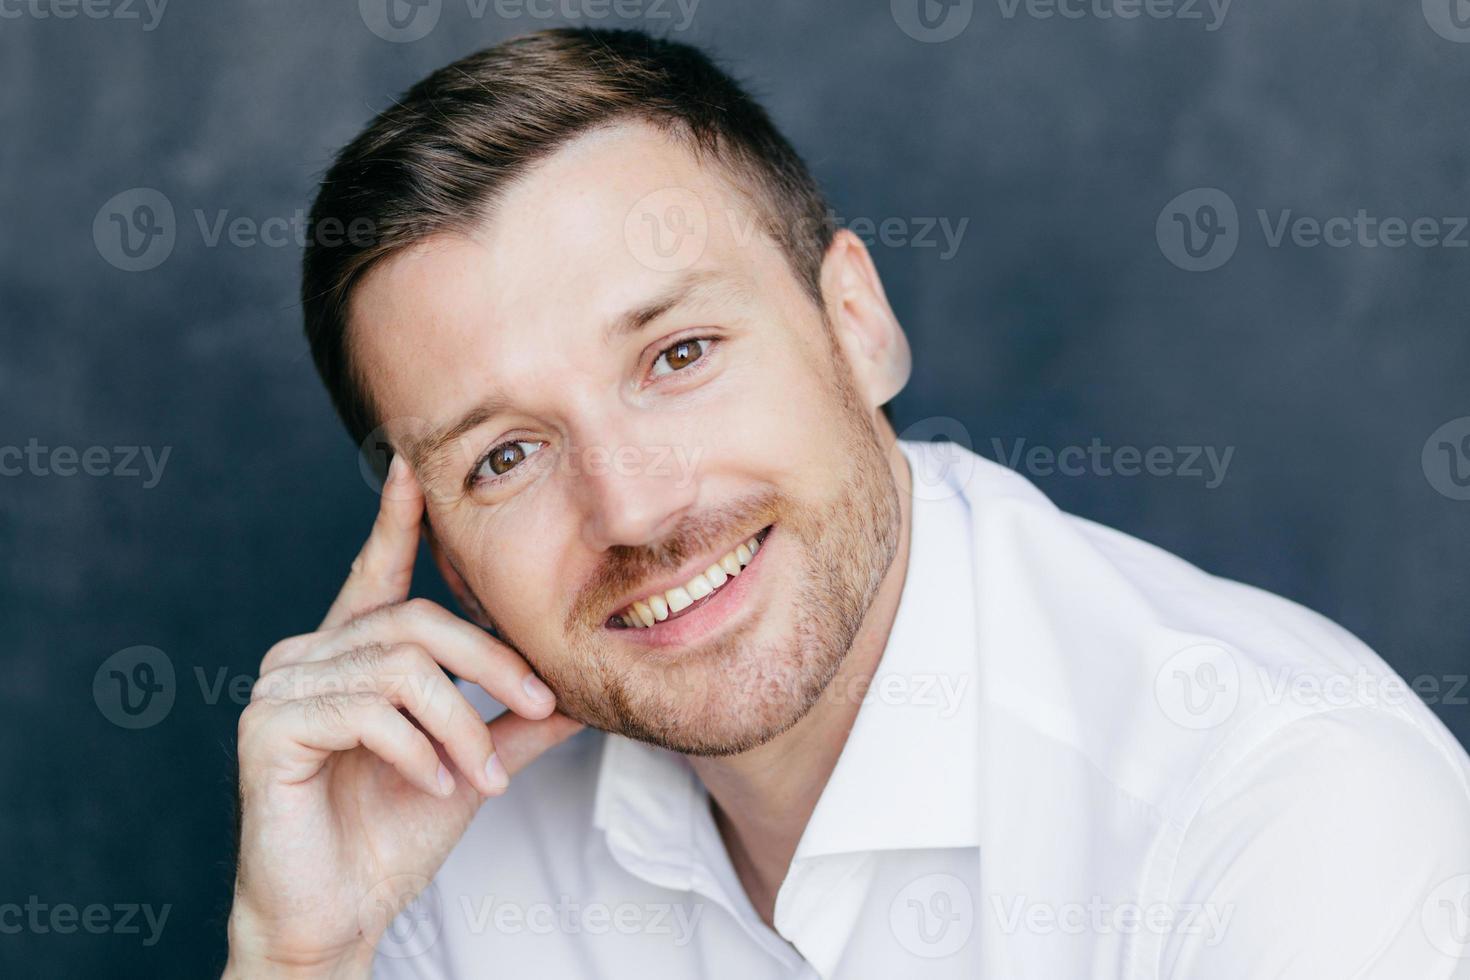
[619,534,762,628]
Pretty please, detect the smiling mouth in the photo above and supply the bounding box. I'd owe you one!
[607,525,773,630]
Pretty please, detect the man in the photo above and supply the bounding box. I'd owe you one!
[225,27,1470,979]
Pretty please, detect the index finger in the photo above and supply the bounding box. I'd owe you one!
[320,454,423,630]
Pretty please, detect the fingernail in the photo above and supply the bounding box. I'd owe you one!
[436,763,455,797]
[386,454,406,485]
[522,673,555,704]
[484,753,509,793]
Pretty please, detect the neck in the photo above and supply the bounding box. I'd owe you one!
[687,432,913,927]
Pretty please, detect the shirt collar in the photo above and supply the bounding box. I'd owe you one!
[592,438,981,873]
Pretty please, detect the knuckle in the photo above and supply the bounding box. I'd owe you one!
[259,637,300,672]
[392,647,455,719]
[374,645,425,703]
[341,642,385,676]
[300,693,350,733]
[385,642,433,676]
[236,701,271,751]
[343,605,380,635]
[399,597,442,622]
[249,668,287,703]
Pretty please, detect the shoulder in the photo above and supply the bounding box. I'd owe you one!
[936,440,1470,845]
[1157,706,1470,978]
[934,443,1470,974]
[936,442,1470,819]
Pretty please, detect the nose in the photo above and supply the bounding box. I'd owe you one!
[572,431,700,552]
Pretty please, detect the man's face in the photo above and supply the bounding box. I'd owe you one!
[350,122,902,756]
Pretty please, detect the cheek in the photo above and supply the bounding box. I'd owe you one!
[709,336,856,495]
[433,501,571,640]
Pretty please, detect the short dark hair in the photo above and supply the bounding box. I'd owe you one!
[301,27,838,448]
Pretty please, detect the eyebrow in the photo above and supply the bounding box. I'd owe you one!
[407,268,748,475]
[401,393,513,478]
[602,267,741,344]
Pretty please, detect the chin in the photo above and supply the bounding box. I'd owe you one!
[590,603,850,757]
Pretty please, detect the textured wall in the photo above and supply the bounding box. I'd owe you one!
[3,0,1469,974]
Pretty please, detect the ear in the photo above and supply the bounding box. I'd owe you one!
[425,521,496,632]
[819,228,912,409]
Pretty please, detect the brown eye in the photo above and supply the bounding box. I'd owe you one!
[489,444,523,474]
[652,338,708,377]
[478,441,542,480]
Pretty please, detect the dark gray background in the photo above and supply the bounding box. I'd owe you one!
[3,0,1468,975]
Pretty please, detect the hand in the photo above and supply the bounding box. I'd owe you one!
[224,456,584,978]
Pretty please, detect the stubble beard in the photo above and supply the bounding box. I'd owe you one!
[542,377,903,757]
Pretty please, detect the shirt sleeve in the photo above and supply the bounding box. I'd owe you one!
[1159,706,1470,980]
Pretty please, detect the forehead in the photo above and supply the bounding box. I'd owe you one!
[348,120,792,427]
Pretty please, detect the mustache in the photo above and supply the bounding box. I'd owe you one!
[567,490,785,630]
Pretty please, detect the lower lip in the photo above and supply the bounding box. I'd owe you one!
[610,527,773,650]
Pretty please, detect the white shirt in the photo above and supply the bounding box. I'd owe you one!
[374,439,1470,979]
